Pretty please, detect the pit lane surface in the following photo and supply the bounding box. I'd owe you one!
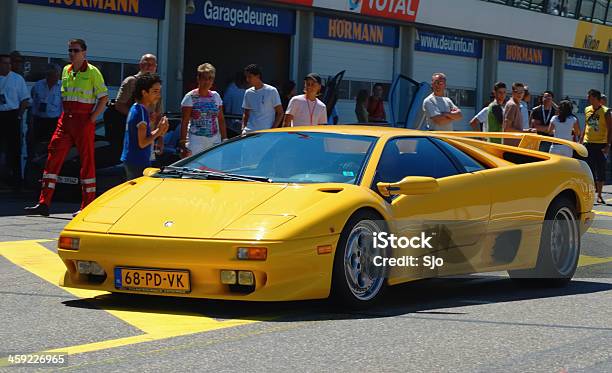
[1,189,611,372]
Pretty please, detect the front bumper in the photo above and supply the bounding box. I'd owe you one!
[58,231,340,301]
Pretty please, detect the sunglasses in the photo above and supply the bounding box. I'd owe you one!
[68,49,82,53]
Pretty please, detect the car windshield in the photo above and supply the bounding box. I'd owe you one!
[170,132,377,184]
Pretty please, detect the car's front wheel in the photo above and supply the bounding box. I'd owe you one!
[509,197,580,286]
[331,211,387,309]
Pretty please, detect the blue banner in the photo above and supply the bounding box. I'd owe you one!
[313,15,398,48]
[186,0,295,35]
[565,52,609,74]
[18,0,165,19]
[498,42,552,66]
[414,31,482,58]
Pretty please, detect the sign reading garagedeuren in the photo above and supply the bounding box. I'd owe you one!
[187,0,296,34]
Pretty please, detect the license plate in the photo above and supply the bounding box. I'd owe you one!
[114,267,190,293]
[57,176,79,185]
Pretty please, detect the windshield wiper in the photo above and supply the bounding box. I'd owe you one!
[160,166,272,183]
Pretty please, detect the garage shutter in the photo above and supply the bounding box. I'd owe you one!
[16,4,158,61]
[413,51,477,88]
[313,38,395,124]
[497,61,549,95]
[563,70,605,98]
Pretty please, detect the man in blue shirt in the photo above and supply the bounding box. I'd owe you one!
[120,73,168,180]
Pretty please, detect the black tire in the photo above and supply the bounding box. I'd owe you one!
[509,197,580,287]
[330,211,388,309]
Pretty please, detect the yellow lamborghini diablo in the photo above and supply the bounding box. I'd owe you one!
[57,126,595,308]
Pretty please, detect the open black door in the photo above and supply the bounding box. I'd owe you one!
[322,70,345,118]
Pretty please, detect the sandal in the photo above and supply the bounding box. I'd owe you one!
[597,196,606,204]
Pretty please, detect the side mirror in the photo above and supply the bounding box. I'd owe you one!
[142,168,161,177]
[377,176,439,197]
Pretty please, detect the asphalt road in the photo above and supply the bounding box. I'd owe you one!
[1,188,611,372]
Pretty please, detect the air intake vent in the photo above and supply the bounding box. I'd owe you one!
[318,188,343,193]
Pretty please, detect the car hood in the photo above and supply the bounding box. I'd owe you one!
[72,178,372,240]
[103,179,287,238]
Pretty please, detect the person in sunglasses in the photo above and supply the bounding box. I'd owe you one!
[25,38,108,217]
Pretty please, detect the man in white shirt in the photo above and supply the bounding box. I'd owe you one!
[0,54,30,190]
[520,86,530,130]
[422,73,462,131]
[30,64,62,144]
[284,73,328,127]
[241,64,283,133]
[470,105,490,131]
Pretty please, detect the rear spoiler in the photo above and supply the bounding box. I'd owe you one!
[433,131,588,158]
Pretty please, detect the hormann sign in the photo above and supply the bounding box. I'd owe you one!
[415,30,482,58]
[314,15,398,47]
[498,42,552,66]
[18,0,165,19]
[565,52,609,74]
[274,0,420,22]
[186,0,295,34]
[574,21,612,54]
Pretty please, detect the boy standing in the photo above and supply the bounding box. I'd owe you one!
[121,73,168,180]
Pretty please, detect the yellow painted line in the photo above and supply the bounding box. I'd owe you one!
[0,240,260,365]
[587,227,612,236]
[578,255,612,267]
[593,210,612,217]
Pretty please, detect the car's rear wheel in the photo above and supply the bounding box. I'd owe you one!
[509,197,580,287]
[331,211,387,309]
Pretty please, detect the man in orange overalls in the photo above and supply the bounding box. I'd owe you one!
[25,39,108,216]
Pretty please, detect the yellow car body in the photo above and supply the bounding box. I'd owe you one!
[57,126,595,303]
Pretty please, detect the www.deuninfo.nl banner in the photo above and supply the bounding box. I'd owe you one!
[415,30,483,58]
[273,0,420,23]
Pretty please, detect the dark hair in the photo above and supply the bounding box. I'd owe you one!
[493,82,506,91]
[356,89,369,104]
[244,64,262,77]
[282,80,296,96]
[512,82,524,91]
[68,38,87,51]
[134,73,161,101]
[373,83,384,91]
[234,71,246,86]
[543,90,554,97]
[588,89,602,100]
[557,100,573,122]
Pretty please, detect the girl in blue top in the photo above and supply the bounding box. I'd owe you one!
[120,73,168,180]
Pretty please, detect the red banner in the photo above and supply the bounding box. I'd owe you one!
[272,0,420,22]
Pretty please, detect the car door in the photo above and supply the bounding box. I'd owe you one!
[371,136,492,283]
[387,74,431,129]
[321,70,345,118]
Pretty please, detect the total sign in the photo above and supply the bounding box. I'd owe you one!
[362,0,419,21]
[274,0,420,22]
